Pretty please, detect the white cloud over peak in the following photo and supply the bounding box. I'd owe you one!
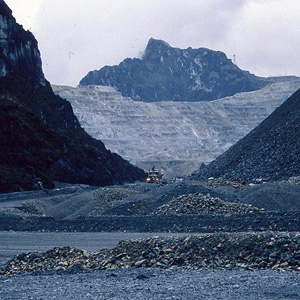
[4,0,300,86]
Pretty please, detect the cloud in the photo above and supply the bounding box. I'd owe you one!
[5,0,42,30]
[4,0,300,85]
[224,0,300,76]
[32,0,250,85]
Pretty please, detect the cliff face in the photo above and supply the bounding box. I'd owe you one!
[80,38,269,102]
[193,88,300,182]
[0,0,45,85]
[0,1,146,193]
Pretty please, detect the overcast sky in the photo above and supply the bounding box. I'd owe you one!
[5,0,300,87]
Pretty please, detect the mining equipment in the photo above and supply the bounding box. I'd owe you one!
[146,167,162,183]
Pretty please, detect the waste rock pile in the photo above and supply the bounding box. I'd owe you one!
[92,187,136,202]
[1,232,299,276]
[152,193,260,215]
[205,178,245,189]
[89,187,136,216]
[287,176,300,186]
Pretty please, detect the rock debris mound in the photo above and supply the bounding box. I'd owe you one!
[89,187,136,216]
[193,88,300,182]
[1,232,300,276]
[152,193,260,215]
[93,187,136,202]
[205,178,245,189]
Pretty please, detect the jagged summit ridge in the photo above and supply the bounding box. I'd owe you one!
[80,38,268,102]
[142,38,172,59]
[146,37,172,49]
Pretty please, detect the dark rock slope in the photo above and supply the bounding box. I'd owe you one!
[193,88,300,182]
[80,38,268,102]
[0,1,146,193]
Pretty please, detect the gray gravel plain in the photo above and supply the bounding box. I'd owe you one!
[1,268,299,300]
[0,182,299,299]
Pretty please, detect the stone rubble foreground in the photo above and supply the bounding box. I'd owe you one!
[1,232,299,276]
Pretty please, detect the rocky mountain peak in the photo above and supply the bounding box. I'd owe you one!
[142,38,172,59]
[80,38,269,102]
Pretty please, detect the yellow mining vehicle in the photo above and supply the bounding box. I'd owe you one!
[146,167,162,183]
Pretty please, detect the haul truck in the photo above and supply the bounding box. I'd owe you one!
[146,166,163,183]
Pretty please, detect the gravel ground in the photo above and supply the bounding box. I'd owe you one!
[1,211,299,233]
[0,180,299,226]
[0,181,299,299]
[1,268,299,300]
